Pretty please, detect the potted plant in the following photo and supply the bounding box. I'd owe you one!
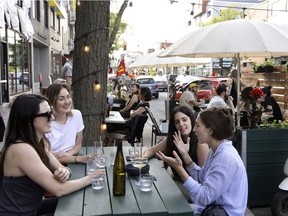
[253,60,274,73]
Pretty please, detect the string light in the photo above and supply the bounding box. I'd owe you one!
[83,44,90,53]
[190,3,195,16]
[173,1,288,13]
[77,0,80,6]
[94,79,101,91]
[74,27,109,43]
[100,121,107,131]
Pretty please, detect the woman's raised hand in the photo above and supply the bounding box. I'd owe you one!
[156,150,183,170]
[173,131,190,156]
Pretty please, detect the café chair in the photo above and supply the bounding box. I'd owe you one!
[145,107,168,147]
[126,114,148,146]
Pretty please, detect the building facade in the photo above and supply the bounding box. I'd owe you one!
[0,0,74,104]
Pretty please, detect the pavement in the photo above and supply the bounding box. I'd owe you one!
[0,102,271,216]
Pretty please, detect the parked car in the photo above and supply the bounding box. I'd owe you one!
[174,77,229,102]
[135,76,159,99]
[153,76,168,92]
[174,75,199,88]
[19,72,29,85]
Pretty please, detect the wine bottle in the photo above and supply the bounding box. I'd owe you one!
[113,139,126,196]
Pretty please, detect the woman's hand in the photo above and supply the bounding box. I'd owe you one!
[54,167,71,183]
[76,153,95,163]
[173,131,190,156]
[156,150,183,170]
[54,151,69,159]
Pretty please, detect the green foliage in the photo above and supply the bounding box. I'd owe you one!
[261,119,288,129]
[109,12,128,51]
[198,6,243,27]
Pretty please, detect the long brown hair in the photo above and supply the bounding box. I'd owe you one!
[165,105,198,179]
[0,94,50,181]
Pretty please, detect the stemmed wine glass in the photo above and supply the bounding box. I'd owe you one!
[131,155,148,186]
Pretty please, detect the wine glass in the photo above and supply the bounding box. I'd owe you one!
[131,156,148,186]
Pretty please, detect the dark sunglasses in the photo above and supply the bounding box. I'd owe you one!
[34,110,53,122]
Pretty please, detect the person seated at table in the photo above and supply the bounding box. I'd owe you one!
[119,83,140,118]
[126,86,152,145]
[111,78,120,97]
[207,83,235,114]
[261,86,283,122]
[238,86,254,128]
[156,107,248,216]
[179,83,205,115]
[45,83,92,164]
[0,94,104,215]
[143,105,209,202]
[227,68,247,107]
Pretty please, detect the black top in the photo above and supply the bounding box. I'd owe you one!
[264,96,283,122]
[0,176,43,215]
[135,101,150,114]
[230,80,237,107]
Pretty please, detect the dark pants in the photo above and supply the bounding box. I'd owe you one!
[37,197,58,216]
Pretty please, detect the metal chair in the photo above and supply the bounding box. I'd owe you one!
[145,107,168,146]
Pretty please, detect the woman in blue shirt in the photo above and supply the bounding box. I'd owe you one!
[156,107,248,216]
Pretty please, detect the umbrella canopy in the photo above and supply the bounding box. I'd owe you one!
[129,50,210,68]
[159,19,288,58]
[159,19,288,126]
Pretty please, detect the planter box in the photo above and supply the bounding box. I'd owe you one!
[236,128,288,206]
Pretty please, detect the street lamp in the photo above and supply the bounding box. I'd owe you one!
[207,7,221,17]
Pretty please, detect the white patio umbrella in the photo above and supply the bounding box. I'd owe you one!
[129,50,210,68]
[159,19,288,126]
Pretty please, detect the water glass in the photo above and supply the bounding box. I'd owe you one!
[93,141,103,157]
[92,174,105,190]
[134,142,142,157]
[110,152,116,166]
[87,159,97,175]
[128,147,135,158]
[140,174,153,192]
[95,156,107,169]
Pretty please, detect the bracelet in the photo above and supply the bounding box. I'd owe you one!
[186,160,194,167]
[74,156,78,163]
[65,167,72,178]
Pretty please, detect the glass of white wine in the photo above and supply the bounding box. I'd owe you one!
[131,156,148,186]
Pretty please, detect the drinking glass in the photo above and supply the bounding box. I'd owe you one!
[139,174,153,192]
[93,141,103,157]
[131,156,148,186]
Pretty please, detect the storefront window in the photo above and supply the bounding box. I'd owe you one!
[8,29,30,94]
[0,28,6,41]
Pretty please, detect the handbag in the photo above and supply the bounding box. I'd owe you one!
[201,204,229,216]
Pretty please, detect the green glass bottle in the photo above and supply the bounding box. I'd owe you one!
[113,139,126,196]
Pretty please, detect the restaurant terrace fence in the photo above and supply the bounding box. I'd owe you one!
[242,72,288,109]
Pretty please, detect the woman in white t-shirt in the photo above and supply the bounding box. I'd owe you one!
[45,83,92,164]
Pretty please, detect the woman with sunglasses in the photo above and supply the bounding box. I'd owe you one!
[0,94,104,215]
[45,83,92,164]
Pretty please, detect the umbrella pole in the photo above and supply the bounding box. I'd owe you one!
[236,53,241,128]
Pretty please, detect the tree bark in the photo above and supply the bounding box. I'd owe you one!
[73,1,110,146]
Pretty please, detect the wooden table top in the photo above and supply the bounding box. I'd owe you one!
[54,146,193,216]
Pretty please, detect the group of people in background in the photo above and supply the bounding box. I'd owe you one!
[0,64,285,215]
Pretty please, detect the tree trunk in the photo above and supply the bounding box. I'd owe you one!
[73,1,110,146]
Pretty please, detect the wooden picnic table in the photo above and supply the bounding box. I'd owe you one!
[55,146,194,216]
